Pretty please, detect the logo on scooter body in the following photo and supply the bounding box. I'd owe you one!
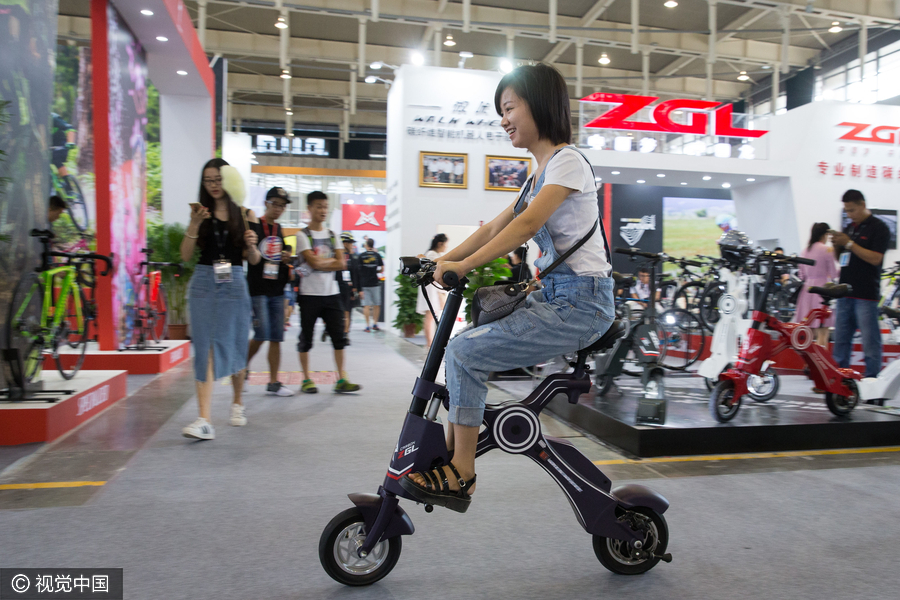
[397,441,419,459]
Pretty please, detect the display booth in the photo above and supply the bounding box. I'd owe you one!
[0,0,209,444]
[383,65,900,457]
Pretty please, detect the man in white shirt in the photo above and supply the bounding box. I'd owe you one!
[295,191,361,394]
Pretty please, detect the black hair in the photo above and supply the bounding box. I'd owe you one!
[808,222,831,250]
[638,267,651,275]
[365,239,375,249]
[197,158,244,250]
[773,247,784,253]
[49,195,67,211]
[307,191,328,206]
[842,189,865,204]
[283,244,292,252]
[429,233,448,252]
[494,64,571,145]
[513,246,527,262]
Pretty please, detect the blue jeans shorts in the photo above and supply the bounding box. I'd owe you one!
[252,294,286,342]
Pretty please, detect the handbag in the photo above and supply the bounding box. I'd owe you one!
[471,219,601,328]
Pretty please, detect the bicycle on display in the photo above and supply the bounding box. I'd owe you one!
[49,150,89,232]
[318,257,672,586]
[5,229,113,383]
[123,248,182,351]
[709,248,862,422]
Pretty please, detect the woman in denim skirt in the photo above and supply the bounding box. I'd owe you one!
[180,158,261,440]
[400,65,614,512]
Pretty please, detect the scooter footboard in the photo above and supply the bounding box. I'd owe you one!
[612,484,670,514]
[349,492,415,542]
[545,437,611,492]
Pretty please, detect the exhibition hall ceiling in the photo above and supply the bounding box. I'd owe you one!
[56,1,898,134]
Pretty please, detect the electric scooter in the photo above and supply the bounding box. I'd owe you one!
[593,248,668,423]
[697,248,779,401]
[318,257,673,586]
[710,248,862,422]
[858,306,900,406]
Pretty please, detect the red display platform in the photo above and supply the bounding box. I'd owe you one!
[44,340,191,375]
[0,370,128,445]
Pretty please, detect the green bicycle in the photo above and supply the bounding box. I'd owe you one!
[6,229,113,382]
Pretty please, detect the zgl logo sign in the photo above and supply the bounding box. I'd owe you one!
[837,122,900,145]
[580,93,768,138]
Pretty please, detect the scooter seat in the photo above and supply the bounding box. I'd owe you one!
[884,306,900,321]
[808,283,852,299]
[579,320,627,355]
[612,272,635,287]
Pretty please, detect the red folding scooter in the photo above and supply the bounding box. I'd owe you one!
[709,247,863,422]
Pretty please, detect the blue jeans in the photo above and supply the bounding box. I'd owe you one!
[444,276,615,427]
[833,297,882,377]
[251,294,286,342]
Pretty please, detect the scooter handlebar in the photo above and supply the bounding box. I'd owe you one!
[614,247,663,260]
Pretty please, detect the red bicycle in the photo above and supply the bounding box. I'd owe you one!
[123,248,181,350]
[709,248,862,422]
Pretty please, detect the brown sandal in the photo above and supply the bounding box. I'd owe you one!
[398,462,476,513]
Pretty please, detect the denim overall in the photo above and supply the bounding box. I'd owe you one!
[444,147,615,427]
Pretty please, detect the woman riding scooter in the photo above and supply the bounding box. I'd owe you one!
[400,64,614,511]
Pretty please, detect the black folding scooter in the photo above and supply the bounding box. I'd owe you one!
[319,257,672,586]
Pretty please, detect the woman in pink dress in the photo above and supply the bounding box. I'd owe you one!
[793,222,839,347]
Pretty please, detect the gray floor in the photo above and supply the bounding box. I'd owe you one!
[2,317,900,599]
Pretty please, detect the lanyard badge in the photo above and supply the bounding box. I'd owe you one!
[263,261,280,280]
[214,259,233,283]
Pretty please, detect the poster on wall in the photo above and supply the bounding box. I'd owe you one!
[106,3,148,347]
[485,155,530,191]
[51,41,96,249]
[841,209,897,250]
[419,151,467,189]
[663,197,738,259]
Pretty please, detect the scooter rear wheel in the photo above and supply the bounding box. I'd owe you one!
[319,507,402,586]
[710,379,742,422]
[593,506,669,575]
[595,373,615,397]
[825,379,859,417]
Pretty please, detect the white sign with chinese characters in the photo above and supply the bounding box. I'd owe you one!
[406,99,510,143]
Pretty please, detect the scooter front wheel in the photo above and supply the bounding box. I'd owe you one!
[319,507,402,586]
[709,380,742,422]
[748,371,779,402]
[593,506,669,575]
[825,379,859,417]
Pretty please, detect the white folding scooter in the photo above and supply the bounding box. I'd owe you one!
[857,306,900,407]
[697,262,780,401]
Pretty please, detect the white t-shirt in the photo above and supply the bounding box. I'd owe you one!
[630,281,650,300]
[521,147,611,277]
[296,228,340,296]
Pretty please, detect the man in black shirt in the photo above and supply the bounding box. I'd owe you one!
[246,187,294,396]
[359,239,384,332]
[831,189,891,378]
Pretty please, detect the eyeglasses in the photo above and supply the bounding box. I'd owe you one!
[203,178,222,186]
[267,201,288,210]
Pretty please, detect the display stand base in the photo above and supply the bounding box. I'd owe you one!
[0,370,128,445]
[43,340,191,374]
[547,376,900,458]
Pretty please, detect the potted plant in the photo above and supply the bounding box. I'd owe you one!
[462,257,512,324]
[392,272,423,337]
[146,221,196,339]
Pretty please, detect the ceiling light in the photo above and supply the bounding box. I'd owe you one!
[365,75,377,84]
[637,180,646,184]
[366,197,374,203]
[275,16,288,29]
[722,182,731,189]
[664,1,678,7]
[680,182,688,185]
[702,175,712,181]
[370,61,383,70]
[411,51,425,66]
[280,69,292,79]
[156,36,168,42]
[500,59,513,74]
[737,71,749,81]
[829,21,842,33]
[176,70,188,76]
[598,52,611,65]
[348,199,355,204]
[746,178,756,182]
[459,51,474,59]
[611,171,620,175]
[140,9,153,16]
[761,64,772,70]
[595,177,602,181]
[656,173,665,178]
[444,34,456,47]
[285,109,293,115]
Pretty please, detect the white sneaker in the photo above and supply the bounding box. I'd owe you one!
[230,403,247,427]
[183,418,215,440]
[266,382,295,397]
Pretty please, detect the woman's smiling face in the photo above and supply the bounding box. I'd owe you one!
[499,87,538,149]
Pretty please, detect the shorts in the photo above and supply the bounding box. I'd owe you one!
[297,294,346,352]
[251,294,285,342]
[51,146,69,168]
[339,281,355,312]
[361,285,382,307]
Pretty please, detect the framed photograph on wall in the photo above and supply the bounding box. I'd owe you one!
[419,151,468,188]
[485,155,531,191]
